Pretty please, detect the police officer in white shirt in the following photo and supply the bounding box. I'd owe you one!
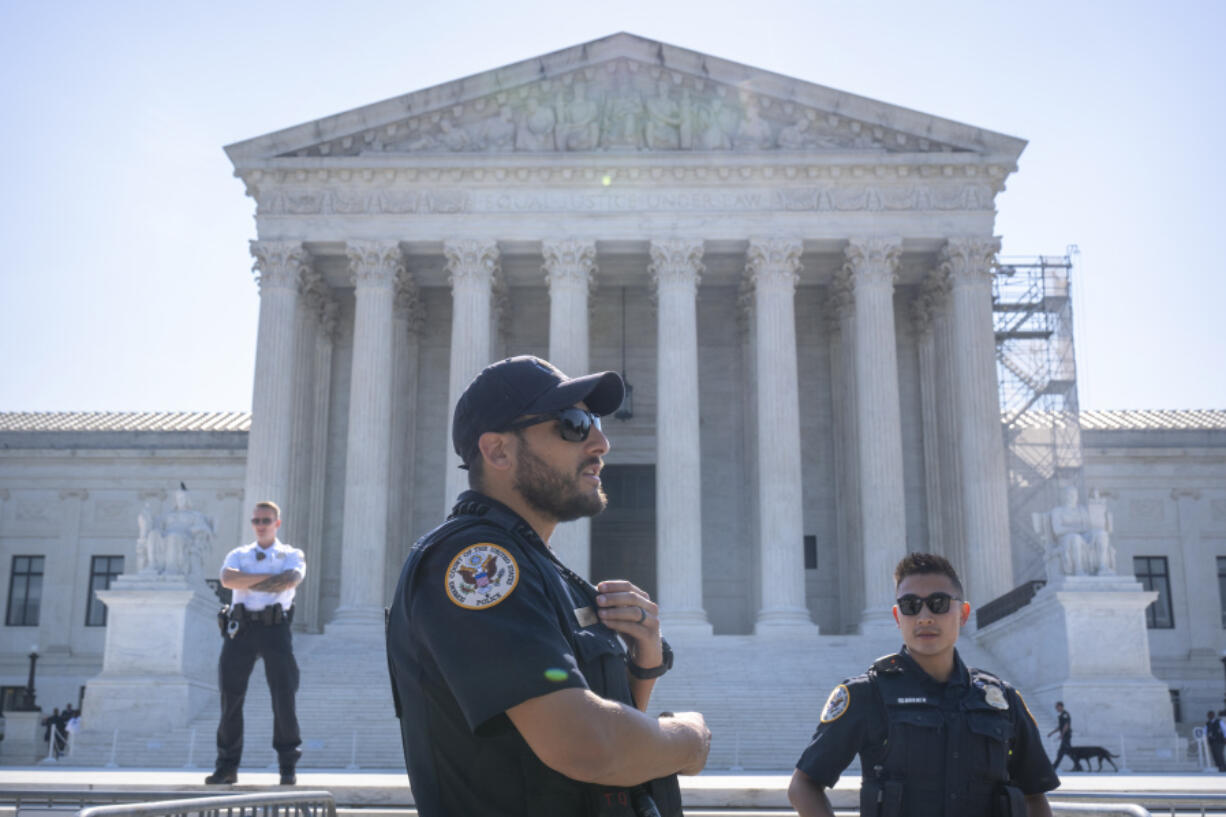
[205,501,306,786]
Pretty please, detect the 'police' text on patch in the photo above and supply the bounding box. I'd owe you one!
[445,544,519,610]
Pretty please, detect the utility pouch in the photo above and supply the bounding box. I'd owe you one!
[860,779,903,817]
[995,784,1026,817]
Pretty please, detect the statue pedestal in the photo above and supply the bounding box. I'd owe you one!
[0,710,46,762]
[82,574,221,733]
[974,576,1177,740]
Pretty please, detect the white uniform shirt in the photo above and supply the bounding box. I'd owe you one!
[221,539,306,611]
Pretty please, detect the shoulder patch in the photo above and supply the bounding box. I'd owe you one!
[820,684,851,723]
[445,543,519,610]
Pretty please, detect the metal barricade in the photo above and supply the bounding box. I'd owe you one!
[75,792,336,817]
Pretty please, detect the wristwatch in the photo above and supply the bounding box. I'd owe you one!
[627,638,673,680]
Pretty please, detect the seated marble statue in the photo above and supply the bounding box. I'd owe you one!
[1040,486,1116,577]
[135,489,215,579]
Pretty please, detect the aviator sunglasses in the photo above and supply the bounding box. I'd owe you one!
[895,592,962,616]
[503,407,601,443]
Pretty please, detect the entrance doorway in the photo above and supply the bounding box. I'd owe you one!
[590,465,657,600]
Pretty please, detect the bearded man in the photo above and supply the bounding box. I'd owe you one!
[386,356,710,817]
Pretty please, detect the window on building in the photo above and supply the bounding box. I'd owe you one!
[1133,556,1174,629]
[85,556,124,626]
[6,556,44,627]
[804,535,818,570]
[1218,557,1226,629]
[1169,689,1183,723]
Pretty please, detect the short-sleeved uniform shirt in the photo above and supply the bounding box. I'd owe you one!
[221,539,306,611]
[386,491,636,817]
[1057,709,1072,740]
[796,647,1058,811]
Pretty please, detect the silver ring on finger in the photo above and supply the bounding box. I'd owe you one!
[636,607,646,624]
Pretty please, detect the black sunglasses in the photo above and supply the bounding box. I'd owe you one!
[251,517,276,526]
[503,407,601,443]
[896,592,961,616]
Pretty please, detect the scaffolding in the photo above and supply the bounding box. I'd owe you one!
[993,251,1084,581]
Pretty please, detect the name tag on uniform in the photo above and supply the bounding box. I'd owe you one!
[896,697,929,704]
[575,606,598,627]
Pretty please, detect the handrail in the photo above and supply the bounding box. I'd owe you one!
[76,791,336,817]
[1049,805,1150,817]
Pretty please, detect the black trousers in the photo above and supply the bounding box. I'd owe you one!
[1052,734,1074,770]
[1210,739,1226,772]
[214,619,301,772]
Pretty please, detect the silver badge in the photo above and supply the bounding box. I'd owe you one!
[984,686,1009,710]
[575,606,598,627]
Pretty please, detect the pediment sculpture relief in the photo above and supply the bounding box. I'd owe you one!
[284,61,963,158]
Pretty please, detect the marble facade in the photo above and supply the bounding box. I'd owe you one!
[1,35,1221,765]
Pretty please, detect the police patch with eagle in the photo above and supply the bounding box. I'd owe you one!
[445,543,519,609]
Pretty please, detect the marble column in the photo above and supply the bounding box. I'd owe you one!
[41,489,87,653]
[386,269,423,599]
[913,272,947,556]
[301,289,338,633]
[649,240,711,633]
[544,239,598,579]
[826,273,863,633]
[244,241,310,508]
[943,236,1013,606]
[443,240,500,510]
[331,241,401,630]
[932,281,967,574]
[845,237,908,628]
[747,238,814,632]
[1172,489,1213,652]
[285,268,324,596]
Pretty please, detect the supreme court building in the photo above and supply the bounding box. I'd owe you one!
[2,34,1224,769]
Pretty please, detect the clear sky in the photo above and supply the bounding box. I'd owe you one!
[1,0,1222,412]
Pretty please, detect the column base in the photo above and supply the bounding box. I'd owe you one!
[326,606,386,639]
[754,607,818,637]
[661,609,713,638]
[858,608,899,635]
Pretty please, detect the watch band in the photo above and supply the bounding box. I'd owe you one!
[627,638,673,680]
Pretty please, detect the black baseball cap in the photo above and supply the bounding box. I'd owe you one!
[452,355,625,468]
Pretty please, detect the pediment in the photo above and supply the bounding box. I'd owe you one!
[225,33,1025,166]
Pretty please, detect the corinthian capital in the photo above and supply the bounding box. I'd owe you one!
[843,236,902,287]
[542,240,598,291]
[912,265,952,334]
[346,240,403,289]
[648,239,704,290]
[444,239,500,289]
[250,240,311,293]
[940,236,1001,286]
[746,238,803,290]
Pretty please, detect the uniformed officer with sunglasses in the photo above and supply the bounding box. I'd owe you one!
[789,552,1059,817]
[386,356,710,817]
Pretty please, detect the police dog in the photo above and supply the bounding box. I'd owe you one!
[1067,745,1120,772]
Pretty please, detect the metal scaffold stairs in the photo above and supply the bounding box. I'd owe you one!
[993,251,1085,581]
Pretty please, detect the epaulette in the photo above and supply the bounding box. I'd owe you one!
[869,653,905,674]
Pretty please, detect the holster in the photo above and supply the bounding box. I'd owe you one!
[995,784,1026,817]
[217,604,230,637]
[858,778,903,817]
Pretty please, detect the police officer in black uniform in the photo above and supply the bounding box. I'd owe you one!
[1047,701,1074,770]
[386,356,710,817]
[789,553,1059,817]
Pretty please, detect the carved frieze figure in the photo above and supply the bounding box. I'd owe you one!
[694,93,734,150]
[516,95,557,151]
[643,79,683,150]
[555,83,600,151]
[1033,486,1116,580]
[480,106,517,152]
[135,488,216,581]
[733,101,774,150]
[600,72,643,150]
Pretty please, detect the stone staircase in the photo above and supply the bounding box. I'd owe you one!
[58,627,1198,772]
